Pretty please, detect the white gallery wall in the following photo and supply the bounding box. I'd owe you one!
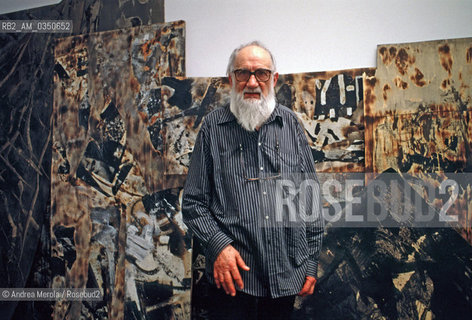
[2,0,471,77]
[166,0,472,77]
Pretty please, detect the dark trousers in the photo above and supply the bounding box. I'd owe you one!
[206,285,296,320]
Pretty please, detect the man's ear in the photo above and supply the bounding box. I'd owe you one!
[273,72,279,87]
[228,74,233,86]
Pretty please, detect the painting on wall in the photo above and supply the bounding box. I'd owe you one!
[52,20,188,319]
[277,69,375,173]
[0,1,166,319]
[160,77,231,180]
[160,67,375,178]
[364,37,472,243]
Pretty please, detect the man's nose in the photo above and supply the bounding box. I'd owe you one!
[246,73,259,88]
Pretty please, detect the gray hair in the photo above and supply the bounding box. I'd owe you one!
[226,41,277,76]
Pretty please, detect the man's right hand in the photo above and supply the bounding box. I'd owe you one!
[213,245,250,296]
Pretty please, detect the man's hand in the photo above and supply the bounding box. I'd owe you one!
[213,245,250,296]
[298,276,317,297]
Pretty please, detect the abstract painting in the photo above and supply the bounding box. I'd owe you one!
[52,20,187,319]
[364,37,472,243]
[0,1,166,319]
[161,68,375,177]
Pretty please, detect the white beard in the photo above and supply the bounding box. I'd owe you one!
[229,85,276,132]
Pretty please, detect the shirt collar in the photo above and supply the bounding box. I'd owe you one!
[265,104,284,127]
[217,105,237,125]
[217,103,284,127]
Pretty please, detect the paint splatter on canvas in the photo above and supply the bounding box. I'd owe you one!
[364,38,472,243]
[160,68,375,177]
[52,21,189,319]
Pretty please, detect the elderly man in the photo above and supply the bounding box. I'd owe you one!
[182,41,323,320]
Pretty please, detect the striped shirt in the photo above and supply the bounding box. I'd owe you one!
[182,104,324,298]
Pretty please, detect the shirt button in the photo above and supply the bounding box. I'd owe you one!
[263,191,267,195]
[265,215,269,220]
[260,166,264,171]
[258,142,262,147]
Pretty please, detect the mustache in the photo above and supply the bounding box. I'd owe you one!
[243,88,262,95]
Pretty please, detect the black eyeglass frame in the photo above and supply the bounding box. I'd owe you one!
[233,68,273,83]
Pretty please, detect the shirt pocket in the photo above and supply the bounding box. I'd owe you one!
[219,146,243,180]
[279,151,302,174]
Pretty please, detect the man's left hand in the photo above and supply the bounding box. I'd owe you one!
[298,276,316,297]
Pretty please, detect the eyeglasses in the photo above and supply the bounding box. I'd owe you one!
[233,69,272,82]
[239,140,281,181]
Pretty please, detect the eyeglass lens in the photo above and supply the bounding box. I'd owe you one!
[234,69,271,82]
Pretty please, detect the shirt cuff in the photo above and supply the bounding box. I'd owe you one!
[306,258,318,278]
[205,231,233,265]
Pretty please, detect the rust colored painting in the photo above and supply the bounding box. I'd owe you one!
[0,1,166,319]
[364,38,472,243]
[52,21,188,319]
[277,69,375,173]
[161,77,231,179]
[161,68,375,177]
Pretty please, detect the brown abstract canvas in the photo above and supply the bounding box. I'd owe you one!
[161,68,375,178]
[52,21,187,319]
[277,69,375,173]
[0,1,166,319]
[364,38,472,243]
